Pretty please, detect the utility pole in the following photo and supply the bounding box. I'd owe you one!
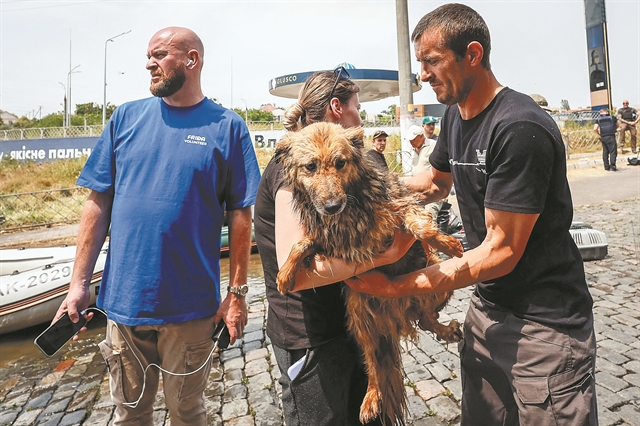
[240,98,248,122]
[396,0,415,168]
[104,30,132,126]
[59,82,67,127]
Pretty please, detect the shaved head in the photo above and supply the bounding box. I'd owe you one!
[146,27,206,105]
[151,26,204,60]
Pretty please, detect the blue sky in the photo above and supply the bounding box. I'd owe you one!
[1,0,638,119]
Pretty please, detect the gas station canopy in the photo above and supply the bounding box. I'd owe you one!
[268,64,422,102]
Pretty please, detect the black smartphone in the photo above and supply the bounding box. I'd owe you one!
[34,312,87,357]
[212,320,230,349]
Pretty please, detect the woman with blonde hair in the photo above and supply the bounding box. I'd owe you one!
[254,68,408,425]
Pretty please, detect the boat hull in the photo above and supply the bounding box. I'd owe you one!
[0,244,107,335]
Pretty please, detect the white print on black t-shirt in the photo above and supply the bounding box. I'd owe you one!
[184,134,208,146]
[449,149,487,174]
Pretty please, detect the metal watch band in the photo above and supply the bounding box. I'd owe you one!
[227,285,249,296]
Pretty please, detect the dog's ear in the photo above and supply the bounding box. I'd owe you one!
[344,126,365,149]
[274,133,294,164]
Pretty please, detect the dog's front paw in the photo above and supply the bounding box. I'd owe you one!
[276,269,296,294]
[432,234,464,258]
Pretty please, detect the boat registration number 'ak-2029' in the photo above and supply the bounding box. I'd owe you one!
[1,264,72,300]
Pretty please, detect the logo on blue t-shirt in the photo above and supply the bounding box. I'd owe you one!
[184,134,207,146]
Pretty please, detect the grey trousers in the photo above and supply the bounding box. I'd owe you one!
[459,293,598,426]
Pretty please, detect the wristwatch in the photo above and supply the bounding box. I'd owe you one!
[227,285,249,297]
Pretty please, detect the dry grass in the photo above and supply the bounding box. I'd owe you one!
[1,134,405,195]
[0,157,86,195]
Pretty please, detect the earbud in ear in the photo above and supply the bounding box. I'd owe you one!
[186,59,194,67]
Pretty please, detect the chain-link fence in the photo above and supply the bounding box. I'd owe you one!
[1,121,402,141]
[0,187,90,231]
[383,150,413,175]
[1,126,106,141]
[563,129,601,156]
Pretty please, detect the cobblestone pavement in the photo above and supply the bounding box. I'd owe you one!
[1,200,638,425]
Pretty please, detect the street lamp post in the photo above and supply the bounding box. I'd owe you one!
[58,82,67,127]
[103,30,132,126]
[67,64,81,127]
[240,98,248,122]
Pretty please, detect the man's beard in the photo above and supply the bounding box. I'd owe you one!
[150,66,186,98]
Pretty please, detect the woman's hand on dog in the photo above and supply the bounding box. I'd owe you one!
[289,229,416,292]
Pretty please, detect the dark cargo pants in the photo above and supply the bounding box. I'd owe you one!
[273,336,384,426]
[601,135,618,170]
[459,293,598,426]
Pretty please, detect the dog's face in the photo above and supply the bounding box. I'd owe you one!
[275,122,365,216]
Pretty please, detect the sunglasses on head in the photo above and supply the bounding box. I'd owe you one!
[328,66,351,104]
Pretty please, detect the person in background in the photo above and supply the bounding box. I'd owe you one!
[365,129,389,170]
[53,27,260,425]
[594,108,619,171]
[406,124,443,221]
[617,99,637,153]
[408,124,435,175]
[422,115,439,141]
[347,4,597,425]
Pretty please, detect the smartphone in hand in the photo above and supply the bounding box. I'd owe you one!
[34,312,87,357]
[212,320,230,349]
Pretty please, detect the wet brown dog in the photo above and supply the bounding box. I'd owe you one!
[274,122,464,425]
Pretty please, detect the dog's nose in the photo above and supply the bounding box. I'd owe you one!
[323,200,343,215]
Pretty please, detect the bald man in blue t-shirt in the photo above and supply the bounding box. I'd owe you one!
[53,27,260,425]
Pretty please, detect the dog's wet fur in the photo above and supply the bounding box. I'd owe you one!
[275,122,463,426]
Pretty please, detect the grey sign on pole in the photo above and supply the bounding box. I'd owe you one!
[584,0,612,110]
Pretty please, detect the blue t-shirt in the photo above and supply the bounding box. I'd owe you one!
[78,97,260,326]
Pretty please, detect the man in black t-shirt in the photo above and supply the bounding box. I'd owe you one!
[347,4,596,425]
[594,108,619,171]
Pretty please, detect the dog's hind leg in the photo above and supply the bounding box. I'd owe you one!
[418,316,463,342]
[346,290,407,426]
[276,237,315,294]
[416,293,463,342]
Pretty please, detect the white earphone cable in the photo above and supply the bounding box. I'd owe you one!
[87,307,220,409]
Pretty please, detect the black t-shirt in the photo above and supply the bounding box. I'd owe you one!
[254,158,348,349]
[430,88,592,328]
[365,149,389,170]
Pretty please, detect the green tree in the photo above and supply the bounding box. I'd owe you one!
[74,102,117,125]
[233,108,275,122]
[560,99,571,111]
[13,116,34,128]
[35,113,64,128]
[75,102,103,115]
[384,104,397,120]
[360,110,367,121]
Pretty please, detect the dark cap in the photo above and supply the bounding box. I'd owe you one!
[372,130,388,139]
